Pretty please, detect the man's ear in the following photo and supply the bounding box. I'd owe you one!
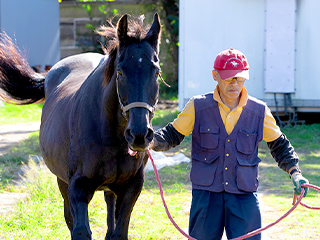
[212,70,218,82]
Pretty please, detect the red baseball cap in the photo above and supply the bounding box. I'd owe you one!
[213,48,249,80]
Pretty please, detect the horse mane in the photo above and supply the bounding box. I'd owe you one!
[97,15,150,84]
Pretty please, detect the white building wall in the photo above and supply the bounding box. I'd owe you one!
[179,0,320,112]
[264,0,296,93]
[0,0,60,70]
[295,0,320,101]
[179,0,265,110]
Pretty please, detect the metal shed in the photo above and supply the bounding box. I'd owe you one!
[0,0,60,71]
[179,0,320,122]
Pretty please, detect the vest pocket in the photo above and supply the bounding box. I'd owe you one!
[199,125,219,150]
[236,157,261,192]
[191,154,219,186]
[236,130,257,154]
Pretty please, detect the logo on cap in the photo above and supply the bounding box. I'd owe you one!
[230,61,239,67]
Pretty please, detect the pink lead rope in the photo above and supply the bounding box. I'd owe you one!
[146,149,320,240]
[146,149,197,240]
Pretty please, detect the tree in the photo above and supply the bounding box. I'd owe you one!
[61,0,179,97]
[159,0,179,81]
[142,0,179,93]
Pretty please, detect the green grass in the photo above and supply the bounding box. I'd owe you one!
[256,125,320,239]
[0,102,43,124]
[152,109,179,126]
[0,107,320,239]
[0,160,69,239]
[0,159,192,240]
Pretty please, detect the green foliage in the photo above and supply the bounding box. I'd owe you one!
[76,1,179,99]
[98,4,118,15]
[82,4,92,17]
[81,0,118,18]
[167,15,179,35]
[159,74,178,100]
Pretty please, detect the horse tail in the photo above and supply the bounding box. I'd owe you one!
[0,32,46,105]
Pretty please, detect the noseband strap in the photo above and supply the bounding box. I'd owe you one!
[116,76,155,115]
[122,102,154,113]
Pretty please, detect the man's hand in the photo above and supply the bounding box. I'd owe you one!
[151,136,169,151]
[292,172,309,205]
[152,124,185,152]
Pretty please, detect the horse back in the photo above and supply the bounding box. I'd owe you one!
[44,53,104,97]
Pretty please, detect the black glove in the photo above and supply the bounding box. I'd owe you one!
[152,123,184,151]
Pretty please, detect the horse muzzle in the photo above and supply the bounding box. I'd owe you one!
[125,125,154,151]
[124,107,154,152]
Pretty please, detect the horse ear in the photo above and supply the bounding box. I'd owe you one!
[117,14,128,41]
[145,13,162,54]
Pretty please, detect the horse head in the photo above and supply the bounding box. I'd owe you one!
[115,13,162,152]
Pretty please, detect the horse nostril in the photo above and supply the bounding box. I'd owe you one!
[125,125,153,150]
[146,128,154,143]
[124,128,134,144]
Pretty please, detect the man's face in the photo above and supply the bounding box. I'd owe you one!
[212,71,245,102]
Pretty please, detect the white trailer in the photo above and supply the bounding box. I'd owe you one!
[179,0,320,123]
[0,0,60,71]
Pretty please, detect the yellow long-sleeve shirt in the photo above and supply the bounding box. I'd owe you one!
[172,86,282,142]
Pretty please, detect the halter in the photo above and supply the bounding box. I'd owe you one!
[116,75,156,117]
[122,102,154,113]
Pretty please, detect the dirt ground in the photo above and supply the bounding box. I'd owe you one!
[0,122,40,156]
[156,99,179,110]
[0,122,40,214]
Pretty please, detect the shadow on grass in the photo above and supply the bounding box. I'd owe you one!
[0,132,41,190]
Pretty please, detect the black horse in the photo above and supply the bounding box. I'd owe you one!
[0,13,161,240]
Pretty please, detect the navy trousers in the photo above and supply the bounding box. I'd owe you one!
[189,190,261,240]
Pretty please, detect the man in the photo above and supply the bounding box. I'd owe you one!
[152,48,309,240]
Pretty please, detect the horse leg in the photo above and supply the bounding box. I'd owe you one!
[57,178,74,232]
[111,167,144,240]
[104,190,116,240]
[68,176,95,240]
